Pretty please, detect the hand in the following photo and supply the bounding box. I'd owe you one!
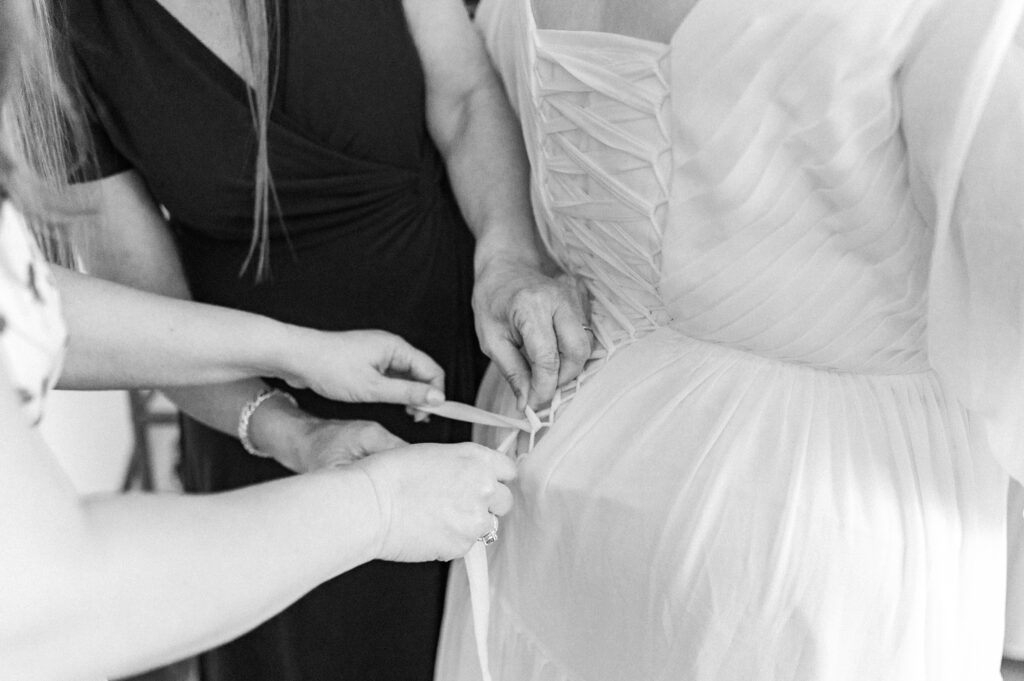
[283,418,407,473]
[247,397,407,473]
[473,255,591,409]
[355,442,516,562]
[277,329,446,407]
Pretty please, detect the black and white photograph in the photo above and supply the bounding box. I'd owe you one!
[1,0,1024,680]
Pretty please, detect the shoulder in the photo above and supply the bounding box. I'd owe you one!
[62,0,116,44]
[62,0,146,66]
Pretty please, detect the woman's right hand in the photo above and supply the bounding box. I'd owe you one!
[276,328,447,408]
[353,442,516,562]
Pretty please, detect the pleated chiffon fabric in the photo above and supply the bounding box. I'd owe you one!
[436,0,1024,679]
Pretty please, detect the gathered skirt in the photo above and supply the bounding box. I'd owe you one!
[436,327,1009,681]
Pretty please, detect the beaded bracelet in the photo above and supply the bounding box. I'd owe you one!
[237,388,298,458]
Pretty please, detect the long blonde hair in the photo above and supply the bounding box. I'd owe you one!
[1,0,85,265]
[231,0,280,280]
[2,0,281,276]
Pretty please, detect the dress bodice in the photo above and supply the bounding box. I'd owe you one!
[526,28,673,348]
[491,0,941,375]
[0,202,66,426]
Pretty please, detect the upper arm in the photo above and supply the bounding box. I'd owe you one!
[401,0,504,154]
[71,170,190,298]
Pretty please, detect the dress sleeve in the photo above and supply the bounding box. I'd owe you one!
[64,46,132,182]
[902,0,1024,480]
[76,102,132,181]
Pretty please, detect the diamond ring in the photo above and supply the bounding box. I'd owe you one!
[477,514,499,545]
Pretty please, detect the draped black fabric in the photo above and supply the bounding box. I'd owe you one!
[67,0,487,679]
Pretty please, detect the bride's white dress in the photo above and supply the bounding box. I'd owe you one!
[437,0,1024,678]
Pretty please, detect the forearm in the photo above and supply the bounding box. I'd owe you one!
[55,266,294,390]
[60,242,393,470]
[407,0,555,274]
[2,470,379,681]
[409,2,592,403]
[64,173,303,432]
[435,78,555,274]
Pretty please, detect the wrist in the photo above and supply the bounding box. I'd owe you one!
[305,467,383,575]
[245,393,315,469]
[474,245,559,282]
[473,225,555,277]
[349,465,389,561]
[252,318,310,387]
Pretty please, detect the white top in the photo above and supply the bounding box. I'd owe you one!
[0,201,67,426]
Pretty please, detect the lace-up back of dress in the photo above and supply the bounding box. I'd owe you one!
[528,33,673,348]
[524,9,934,375]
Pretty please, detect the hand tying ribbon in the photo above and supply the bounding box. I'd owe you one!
[413,345,610,680]
[412,401,544,681]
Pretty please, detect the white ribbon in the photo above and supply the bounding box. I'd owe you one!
[416,345,610,680]
[415,401,543,681]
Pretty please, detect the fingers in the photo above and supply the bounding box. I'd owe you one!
[375,336,445,405]
[552,304,591,387]
[517,312,561,408]
[483,446,517,481]
[487,279,592,410]
[305,421,406,471]
[484,333,533,411]
[372,377,446,407]
[488,483,514,516]
[383,336,446,392]
[358,422,407,454]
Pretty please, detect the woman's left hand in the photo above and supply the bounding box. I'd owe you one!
[284,418,408,473]
[247,395,409,473]
[276,329,447,407]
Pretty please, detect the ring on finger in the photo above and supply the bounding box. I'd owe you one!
[477,513,499,545]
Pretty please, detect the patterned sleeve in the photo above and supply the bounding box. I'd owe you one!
[62,39,133,182]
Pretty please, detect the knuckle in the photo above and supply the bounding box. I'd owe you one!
[501,369,525,389]
[359,421,386,438]
[455,443,481,461]
[509,287,535,307]
[566,335,592,358]
[531,351,560,372]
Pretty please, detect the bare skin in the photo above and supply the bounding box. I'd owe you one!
[530,0,701,43]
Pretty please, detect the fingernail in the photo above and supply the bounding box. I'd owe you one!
[426,388,445,405]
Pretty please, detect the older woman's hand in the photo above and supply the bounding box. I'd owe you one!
[473,254,591,410]
[400,0,592,409]
[276,329,447,407]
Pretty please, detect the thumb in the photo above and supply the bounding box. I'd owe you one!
[383,337,446,392]
[372,376,446,406]
[360,426,407,454]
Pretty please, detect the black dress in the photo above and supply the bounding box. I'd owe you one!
[66,1,485,679]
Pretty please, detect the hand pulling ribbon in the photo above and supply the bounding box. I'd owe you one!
[414,344,609,680]
[414,401,543,681]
